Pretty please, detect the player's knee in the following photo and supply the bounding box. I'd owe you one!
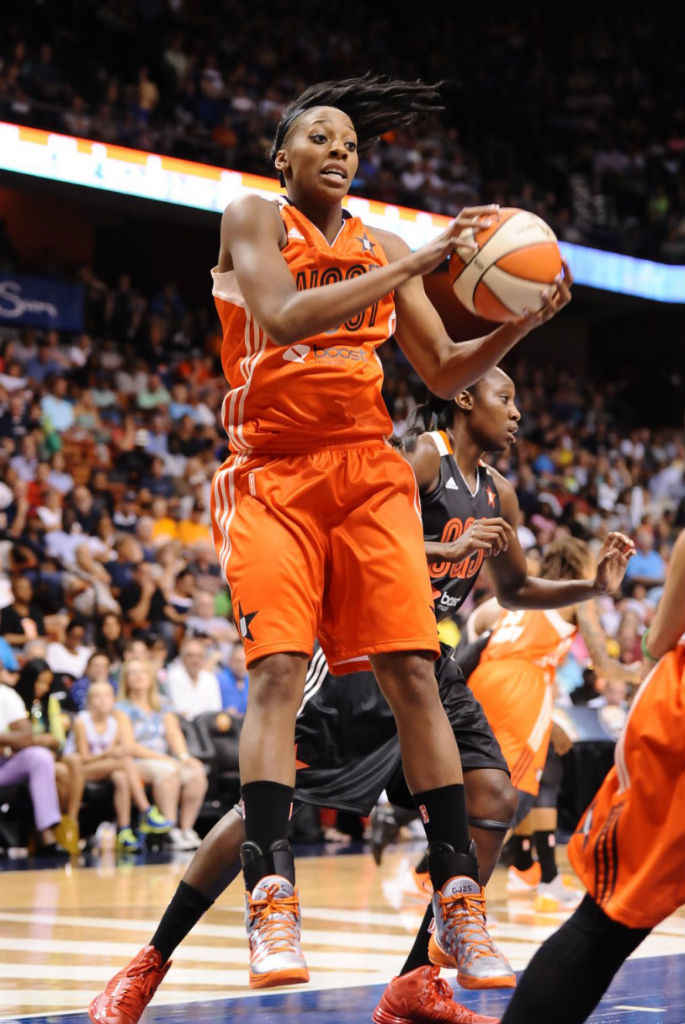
[466,768,518,826]
[372,652,439,710]
[248,653,306,711]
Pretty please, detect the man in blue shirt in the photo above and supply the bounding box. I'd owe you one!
[623,526,666,592]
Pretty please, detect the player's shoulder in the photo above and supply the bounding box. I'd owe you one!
[222,194,283,234]
[368,225,410,263]
[479,460,516,503]
[402,430,442,490]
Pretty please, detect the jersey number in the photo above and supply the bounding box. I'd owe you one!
[296,265,379,332]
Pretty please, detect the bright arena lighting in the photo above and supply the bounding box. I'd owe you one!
[1,121,683,304]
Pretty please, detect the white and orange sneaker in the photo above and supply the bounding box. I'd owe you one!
[241,839,310,989]
[534,872,583,913]
[427,842,516,991]
[506,862,542,894]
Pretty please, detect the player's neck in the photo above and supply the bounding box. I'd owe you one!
[285,193,344,243]
[446,426,482,487]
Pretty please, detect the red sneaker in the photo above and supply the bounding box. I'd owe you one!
[372,965,501,1023]
[88,945,171,1024]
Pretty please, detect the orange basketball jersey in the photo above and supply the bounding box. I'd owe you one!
[477,608,577,671]
[211,198,396,454]
[568,644,685,929]
[468,609,576,793]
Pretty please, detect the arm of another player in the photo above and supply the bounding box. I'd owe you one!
[376,231,573,399]
[401,435,514,562]
[487,477,636,610]
[220,196,497,348]
[641,529,685,663]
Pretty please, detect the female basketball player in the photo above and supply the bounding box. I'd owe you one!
[464,537,641,910]
[500,529,685,1024]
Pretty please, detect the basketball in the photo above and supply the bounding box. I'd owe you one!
[449,207,563,322]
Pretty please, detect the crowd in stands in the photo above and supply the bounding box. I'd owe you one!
[1,3,684,261]
[1,243,682,855]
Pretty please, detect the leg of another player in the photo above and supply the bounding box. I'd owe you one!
[398,767,514,980]
[371,651,516,989]
[465,767,518,884]
[500,894,650,1024]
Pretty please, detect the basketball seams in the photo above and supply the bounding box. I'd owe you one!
[450,208,561,320]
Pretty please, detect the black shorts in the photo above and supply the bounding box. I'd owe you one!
[292,644,509,817]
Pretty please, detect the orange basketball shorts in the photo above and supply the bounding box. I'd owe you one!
[468,659,553,796]
[210,441,440,671]
[568,645,685,929]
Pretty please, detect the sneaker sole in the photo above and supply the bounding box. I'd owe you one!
[372,1006,414,1024]
[428,935,517,989]
[248,966,310,989]
[457,971,516,990]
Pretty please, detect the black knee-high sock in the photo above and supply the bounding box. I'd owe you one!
[412,784,470,853]
[510,834,534,872]
[534,829,557,883]
[500,895,650,1024]
[150,881,214,963]
[399,902,434,975]
[241,781,294,852]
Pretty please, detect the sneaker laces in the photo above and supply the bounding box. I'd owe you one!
[437,890,499,960]
[248,884,301,955]
[425,969,484,1020]
[112,953,164,1010]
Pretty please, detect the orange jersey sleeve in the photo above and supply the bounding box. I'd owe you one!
[212,199,396,454]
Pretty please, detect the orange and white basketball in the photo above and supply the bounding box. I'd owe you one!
[449,207,562,322]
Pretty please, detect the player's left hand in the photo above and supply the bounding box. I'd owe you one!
[592,531,636,595]
[511,257,574,337]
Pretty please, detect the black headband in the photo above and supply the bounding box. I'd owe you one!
[270,105,310,161]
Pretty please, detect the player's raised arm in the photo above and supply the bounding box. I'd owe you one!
[221,196,497,347]
[641,530,685,662]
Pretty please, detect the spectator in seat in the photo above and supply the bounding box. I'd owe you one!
[116,658,207,850]
[165,637,222,720]
[0,674,66,854]
[93,612,126,676]
[623,525,667,593]
[46,618,93,682]
[71,650,116,711]
[0,576,46,650]
[217,641,249,716]
[15,658,84,854]
[72,680,173,852]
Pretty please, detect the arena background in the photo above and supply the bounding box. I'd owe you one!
[0,4,683,1021]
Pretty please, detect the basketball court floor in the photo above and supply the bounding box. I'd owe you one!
[0,838,683,1023]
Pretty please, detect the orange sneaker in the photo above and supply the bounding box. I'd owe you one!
[372,965,501,1023]
[412,867,433,899]
[88,945,170,1024]
[506,863,542,894]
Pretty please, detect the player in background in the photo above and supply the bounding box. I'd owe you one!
[500,529,685,1024]
[89,366,638,1024]
[464,538,641,911]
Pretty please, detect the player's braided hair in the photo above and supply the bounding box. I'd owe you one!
[271,73,444,182]
[540,536,592,581]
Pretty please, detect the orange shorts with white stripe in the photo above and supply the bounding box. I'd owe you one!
[568,645,685,929]
[468,659,554,796]
[210,441,440,672]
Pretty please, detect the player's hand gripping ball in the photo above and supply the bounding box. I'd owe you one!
[449,207,563,321]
